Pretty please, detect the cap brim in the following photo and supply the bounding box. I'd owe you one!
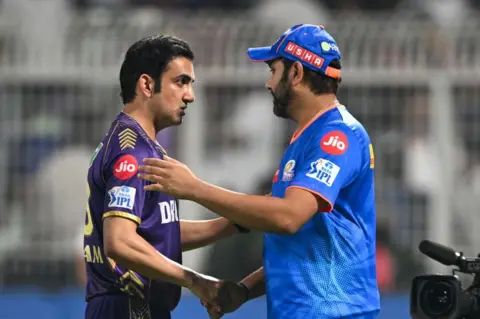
[247,46,279,62]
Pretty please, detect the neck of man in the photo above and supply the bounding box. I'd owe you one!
[290,93,339,130]
[123,101,158,141]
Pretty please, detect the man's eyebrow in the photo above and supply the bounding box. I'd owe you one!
[176,74,194,83]
[266,58,281,68]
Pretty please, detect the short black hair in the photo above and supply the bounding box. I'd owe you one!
[119,35,194,104]
[282,58,342,95]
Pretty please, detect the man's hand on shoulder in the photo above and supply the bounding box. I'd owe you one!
[137,156,202,199]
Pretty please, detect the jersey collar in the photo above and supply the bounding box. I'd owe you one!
[290,101,341,144]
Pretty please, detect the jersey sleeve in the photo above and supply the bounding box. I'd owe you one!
[101,135,152,225]
[287,125,361,212]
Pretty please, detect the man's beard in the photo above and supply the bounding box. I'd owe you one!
[272,76,293,119]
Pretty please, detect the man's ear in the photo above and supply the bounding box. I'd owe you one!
[138,74,154,98]
[290,61,304,87]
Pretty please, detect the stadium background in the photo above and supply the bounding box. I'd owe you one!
[1,0,480,318]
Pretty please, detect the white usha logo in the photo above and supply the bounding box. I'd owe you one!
[323,136,346,150]
[115,161,136,173]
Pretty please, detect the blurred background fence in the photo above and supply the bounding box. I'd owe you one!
[0,0,480,318]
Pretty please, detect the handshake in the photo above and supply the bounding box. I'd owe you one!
[187,272,249,319]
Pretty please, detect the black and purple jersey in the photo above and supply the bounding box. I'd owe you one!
[84,112,181,315]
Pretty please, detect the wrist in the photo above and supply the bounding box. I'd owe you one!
[189,178,207,201]
[183,269,199,289]
[238,282,250,302]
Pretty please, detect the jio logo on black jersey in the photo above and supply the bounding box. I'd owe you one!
[113,155,138,180]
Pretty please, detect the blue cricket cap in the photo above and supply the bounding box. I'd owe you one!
[247,24,342,79]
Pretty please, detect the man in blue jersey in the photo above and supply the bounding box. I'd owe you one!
[138,24,380,319]
[84,35,249,319]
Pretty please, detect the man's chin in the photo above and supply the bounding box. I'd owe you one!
[158,117,183,130]
[273,105,289,119]
[171,119,182,126]
[173,116,183,125]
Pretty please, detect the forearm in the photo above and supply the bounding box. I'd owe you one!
[104,232,196,288]
[192,182,293,234]
[241,267,266,300]
[180,218,238,252]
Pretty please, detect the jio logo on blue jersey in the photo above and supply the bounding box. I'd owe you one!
[108,186,136,210]
[306,159,340,187]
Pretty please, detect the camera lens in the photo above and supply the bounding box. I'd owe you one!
[420,282,454,316]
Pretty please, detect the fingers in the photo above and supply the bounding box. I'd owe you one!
[137,158,178,184]
[137,173,162,184]
[201,300,220,311]
[143,183,165,192]
[207,305,224,319]
[138,164,166,176]
[209,310,224,319]
[137,162,169,184]
[142,158,170,167]
[201,300,224,319]
[163,155,180,163]
[206,304,222,313]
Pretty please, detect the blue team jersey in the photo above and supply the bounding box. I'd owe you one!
[266,104,380,319]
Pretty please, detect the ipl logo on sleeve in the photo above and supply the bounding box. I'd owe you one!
[306,159,340,187]
[108,186,136,210]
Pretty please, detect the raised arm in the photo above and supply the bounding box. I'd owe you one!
[180,218,239,252]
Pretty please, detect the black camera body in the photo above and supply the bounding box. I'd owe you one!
[411,240,480,319]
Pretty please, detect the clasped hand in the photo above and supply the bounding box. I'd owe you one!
[202,280,248,319]
[188,274,248,319]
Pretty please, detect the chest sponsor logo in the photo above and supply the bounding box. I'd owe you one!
[159,200,179,224]
[108,186,136,210]
[113,154,138,180]
[306,159,340,187]
[320,131,348,155]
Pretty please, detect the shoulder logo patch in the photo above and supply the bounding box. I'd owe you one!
[113,154,138,180]
[282,160,296,182]
[306,158,340,187]
[320,131,348,155]
[119,128,137,150]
